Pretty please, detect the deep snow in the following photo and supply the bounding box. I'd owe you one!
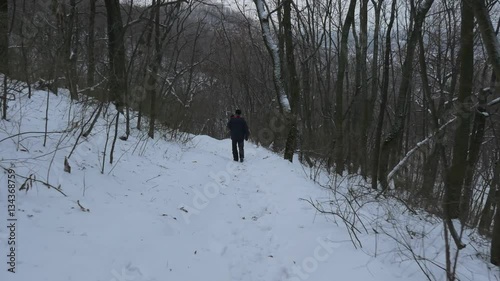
[0,88,498,281]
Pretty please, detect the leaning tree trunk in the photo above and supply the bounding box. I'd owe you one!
[0,0,8,120]
[253,0,293,154]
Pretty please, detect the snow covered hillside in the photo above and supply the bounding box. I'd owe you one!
[0,88,499,281]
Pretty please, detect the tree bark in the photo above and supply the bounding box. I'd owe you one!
[491,172,500,265]
[104,0,127,112]
[460,92,487,223]
[371,0,395,190]
[253,0,292,115]
[358,0,369,178]
[334,0,357,175]
[478,161,499,235]
[444,0,474,219]
[378,0,435,189]
[282,0,300,162]
[87,0,96,91]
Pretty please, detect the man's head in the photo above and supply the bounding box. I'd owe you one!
[235,109,242,115]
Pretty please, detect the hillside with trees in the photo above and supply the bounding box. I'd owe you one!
[1,0,500,279]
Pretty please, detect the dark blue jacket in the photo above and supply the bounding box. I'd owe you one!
[227,116,249,141]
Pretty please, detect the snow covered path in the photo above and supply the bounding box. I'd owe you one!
[0,135,432,281]
[0,91,497,281]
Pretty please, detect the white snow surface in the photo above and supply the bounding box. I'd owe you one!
[0,88,499,281]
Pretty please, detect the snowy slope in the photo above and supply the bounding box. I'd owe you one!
[0,87,498,281]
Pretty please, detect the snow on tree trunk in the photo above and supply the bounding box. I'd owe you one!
[253,0,291,114]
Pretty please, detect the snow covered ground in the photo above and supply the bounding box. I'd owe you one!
[0,87,499,281]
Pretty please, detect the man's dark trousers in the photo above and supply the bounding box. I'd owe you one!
[232,139,244,161]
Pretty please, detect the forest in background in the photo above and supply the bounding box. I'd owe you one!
[0,0,500,274]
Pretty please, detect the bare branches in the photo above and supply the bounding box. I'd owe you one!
[0,165,67,197]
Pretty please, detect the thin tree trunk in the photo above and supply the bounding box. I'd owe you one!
[334,0,357,175]
[148,0,161,139]
[43,90,50,146]
[371,0,396,190]
[368,0,382,136]
[253,0,292,115]
[417,30,441,203]
[460,92,487,223]
[283,0,300,162]
[87,0,96,91]
[378,0,435,189]
[491,175,500,265]
[82,103,103,137]
[104,0,127,112]
[466,0,500,264]
[358,0,369,178]
[478,161,500,235]
[110,111,119,164]
[444,0,474,219]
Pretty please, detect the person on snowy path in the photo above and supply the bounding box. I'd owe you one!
[227,109,249,162]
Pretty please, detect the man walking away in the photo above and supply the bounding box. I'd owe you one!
[227,109,249,162]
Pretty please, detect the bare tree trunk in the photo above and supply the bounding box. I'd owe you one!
[418,24,444,206]
[0,0,8,120]
[466,1,500,262]
[358,0,369,178]
[57,0,79,100]
[378,0,434,189]
[444,0,474,219]
[43,90,50,146]
[368,0,382,134]
[334,0,357,175]
[104,0,127,112]
[468,0,500,77]
[82,103,103,137]
[110,111,120,164]
[253,0,294,161]
[253,0,291,115]
[371,0,396,190]
[478,161,499,235]
[20,0,31,99]
[491,177,500,265]
[282,0,300,162]
[148,0,161,139]
[87,0,96,91]
[68,0,78,100]
[460,92,487,223]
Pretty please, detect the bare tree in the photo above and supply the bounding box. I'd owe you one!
[104,0,128,112]
[334,0,357,175]
[253,0,293,156]
[443,0,474,220]
[87,0,96,91]
[371,0,396,190]
[377,0,435,189]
